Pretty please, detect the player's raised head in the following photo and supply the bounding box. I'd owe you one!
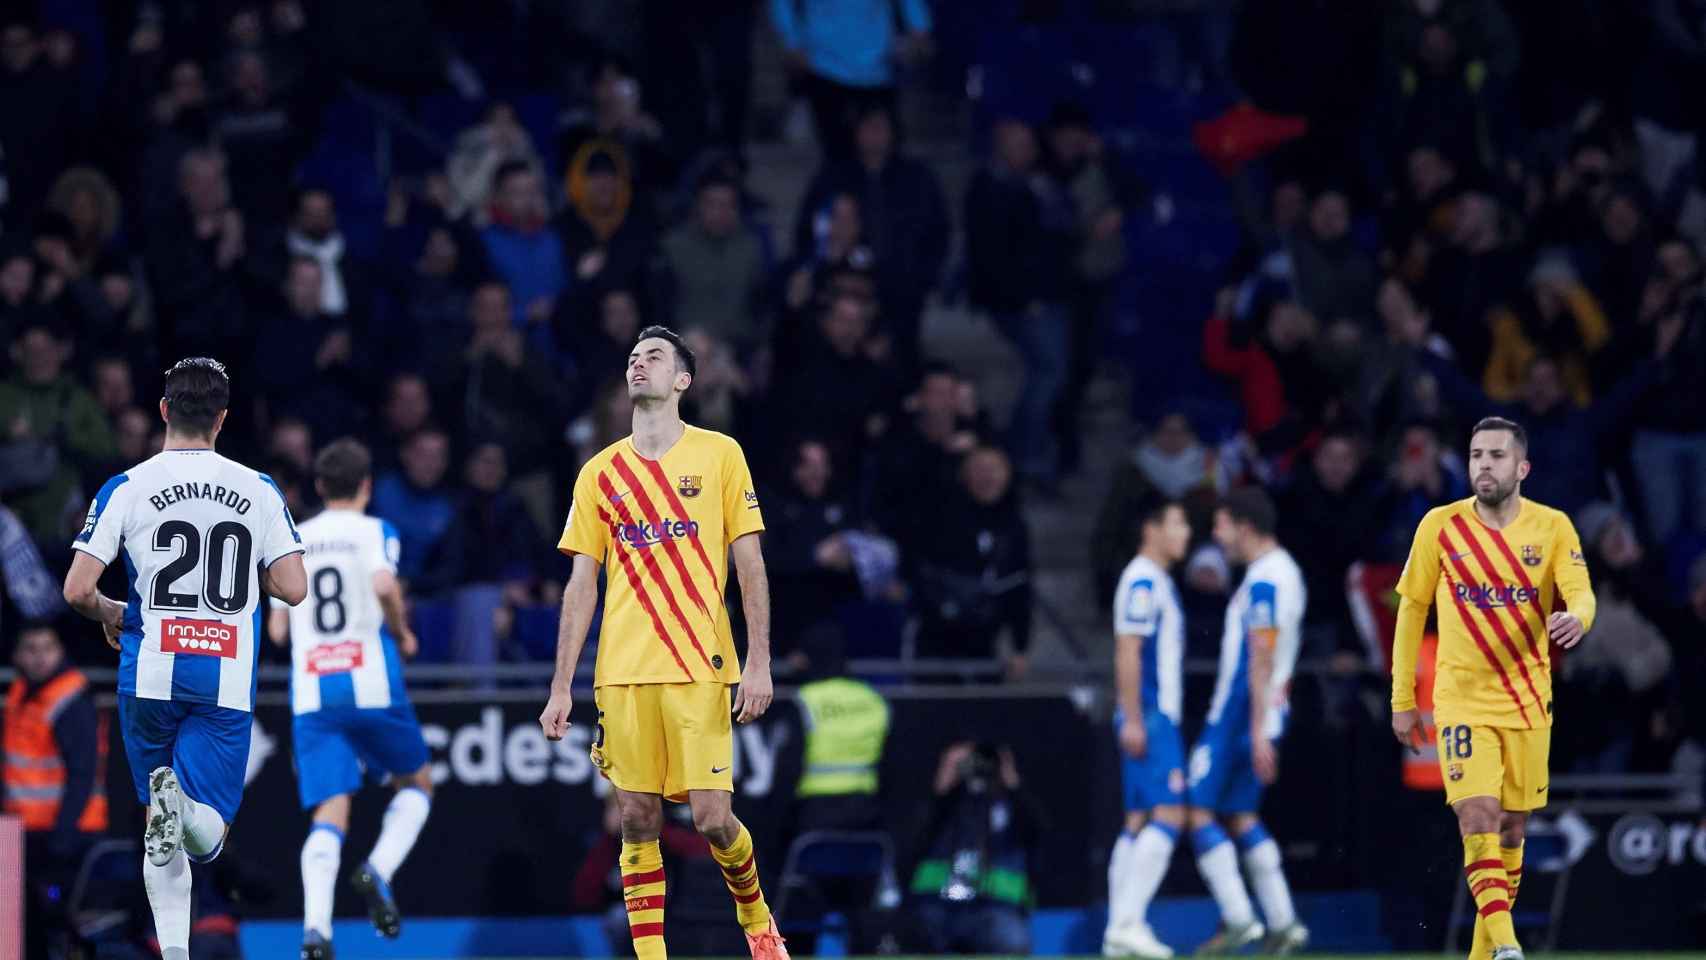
[1137,494,1191,565]
[628,325,695,403]
[1214,486,1277,561]
[1468,415,1530,507]
[314,437,372,504]
[160,356,229,441]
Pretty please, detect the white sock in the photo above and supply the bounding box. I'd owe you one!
[367,786,431,883]
[143,849,192,957]
[1128,822,1179,924]
[1192,824,1255,927]
[302,824,343,938]
[180,792,227,860]
[1238,825,1297,930]
[1105,832,1136,934]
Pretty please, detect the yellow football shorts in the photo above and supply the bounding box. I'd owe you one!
[590,682,734,801]
[1435,721,1550,811]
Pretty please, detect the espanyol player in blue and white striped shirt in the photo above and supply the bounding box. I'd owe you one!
[1186,488,1309,956]
[1104,497,1190,959]
[266,438,432,958]
[62,358,307,960]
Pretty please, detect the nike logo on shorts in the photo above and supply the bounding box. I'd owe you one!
[711,766,729,774]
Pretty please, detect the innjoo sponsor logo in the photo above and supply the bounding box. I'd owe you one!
[161,619,238,658]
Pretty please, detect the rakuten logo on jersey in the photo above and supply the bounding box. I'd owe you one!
[161,619,238,658]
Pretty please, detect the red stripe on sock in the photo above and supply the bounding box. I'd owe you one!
[630,922,666,939]
[623,868,666,888]
[733,888,764,904]
[1507,866,1523,876]
[1464,859,1502,874]
[1471,878,1510,897]
[721,852,755,877]
[1478,900,1510,918]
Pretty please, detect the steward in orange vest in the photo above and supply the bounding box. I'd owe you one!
[4,625,107,835]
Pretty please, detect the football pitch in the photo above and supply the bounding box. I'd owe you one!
[442,955,1706,959]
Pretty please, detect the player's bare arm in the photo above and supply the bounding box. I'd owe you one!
[1115,632,1146,758]
[262,552,308,605]
[267,608,289,646]
[730,532,773,724]
[1247,628,1278,784]
[62,551,124,650]
[373,569,418,658]
[540,553,601,740]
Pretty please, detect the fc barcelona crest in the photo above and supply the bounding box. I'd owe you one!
[678,475,703,498]
[1447,763,1464,782]
[1521,544,1542,567]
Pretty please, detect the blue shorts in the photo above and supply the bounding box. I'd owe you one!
[292,704,431,809]
[118,696,251,823]
[1187,724,1262,813]
[1115,709,1186,811]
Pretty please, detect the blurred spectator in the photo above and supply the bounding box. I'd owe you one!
[556,54,673,194]
[966,121,1074,488]
[770,0,931,159]
[1353,277,1452,439]
[865,362,978,539]
[680,328,750,435]
[421,442,544,669]
[89,355,135,421]
[384,218,481,376]
[372,427,455,584]
[0,322,115,546]
[778,192,875,337]
[480,162,567,353]
[370,373,434,472]
[44,168,124,275]
[1628,278,1706,545]
[447,101,545,226]
[144,148,249,360]
[1575,501,1685,643]
[1277,428,1387,661]
[657,174,766,350]
[911,448,1032,678]
[564,288,644,408]
[107,406,155,468]
[904,741,1040,955]
[437,281,570,534]
[255,188,372,320]
[0,18,78,230]
[554,145,656,317]
[267,416,314,476]
[0,241,43,342]
[132,57,213,223]
[765,439,863,653]
[6,624,106,960]
[1372,420,1468,561]
[772,293,892,478]
[251,257,367,442]
[1290,186,1377,327]
[568,377,635,471]
[1202,290,1328,449]
[1482,257,1609,404]
[1376,0,1517,184]
[1425,330,1676,517]
[794,103,949,369]
[1417,191,1524,375]
[1045,103,1143,475]
[215,50,309,224]
[1579,180,1656,328]
[1091,412,1224,608]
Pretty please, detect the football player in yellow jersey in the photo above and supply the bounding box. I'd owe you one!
[1390,416,1595,960]
[538,325,788,960]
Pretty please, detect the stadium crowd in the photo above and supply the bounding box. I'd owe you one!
[0,0,1700,793]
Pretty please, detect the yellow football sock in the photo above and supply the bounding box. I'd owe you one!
[1463,833,1517,949]
[709,822,771,934]
[1502,843,1523,907]
[621,840,667,960]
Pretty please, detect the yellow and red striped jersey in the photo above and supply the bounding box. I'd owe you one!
[1395,497,1595,729]
[559,425,764,686]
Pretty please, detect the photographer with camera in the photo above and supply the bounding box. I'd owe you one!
[902,740,1044,955]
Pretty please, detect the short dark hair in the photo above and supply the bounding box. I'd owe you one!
[633,325,696,379]
[1220,486,1277,536]
[161,357,230,436]
[1136,493,1179,535]
[314,438,372,500]
[1471,415,1529,455]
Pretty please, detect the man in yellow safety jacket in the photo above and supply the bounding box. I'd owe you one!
[791,627,890,833]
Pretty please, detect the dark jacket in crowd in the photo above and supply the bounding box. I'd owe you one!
[964,170,1072,315]
[764,486,862,646]
[909,489,1033,658]
[419,488,543,593]
[795,155,950,318]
